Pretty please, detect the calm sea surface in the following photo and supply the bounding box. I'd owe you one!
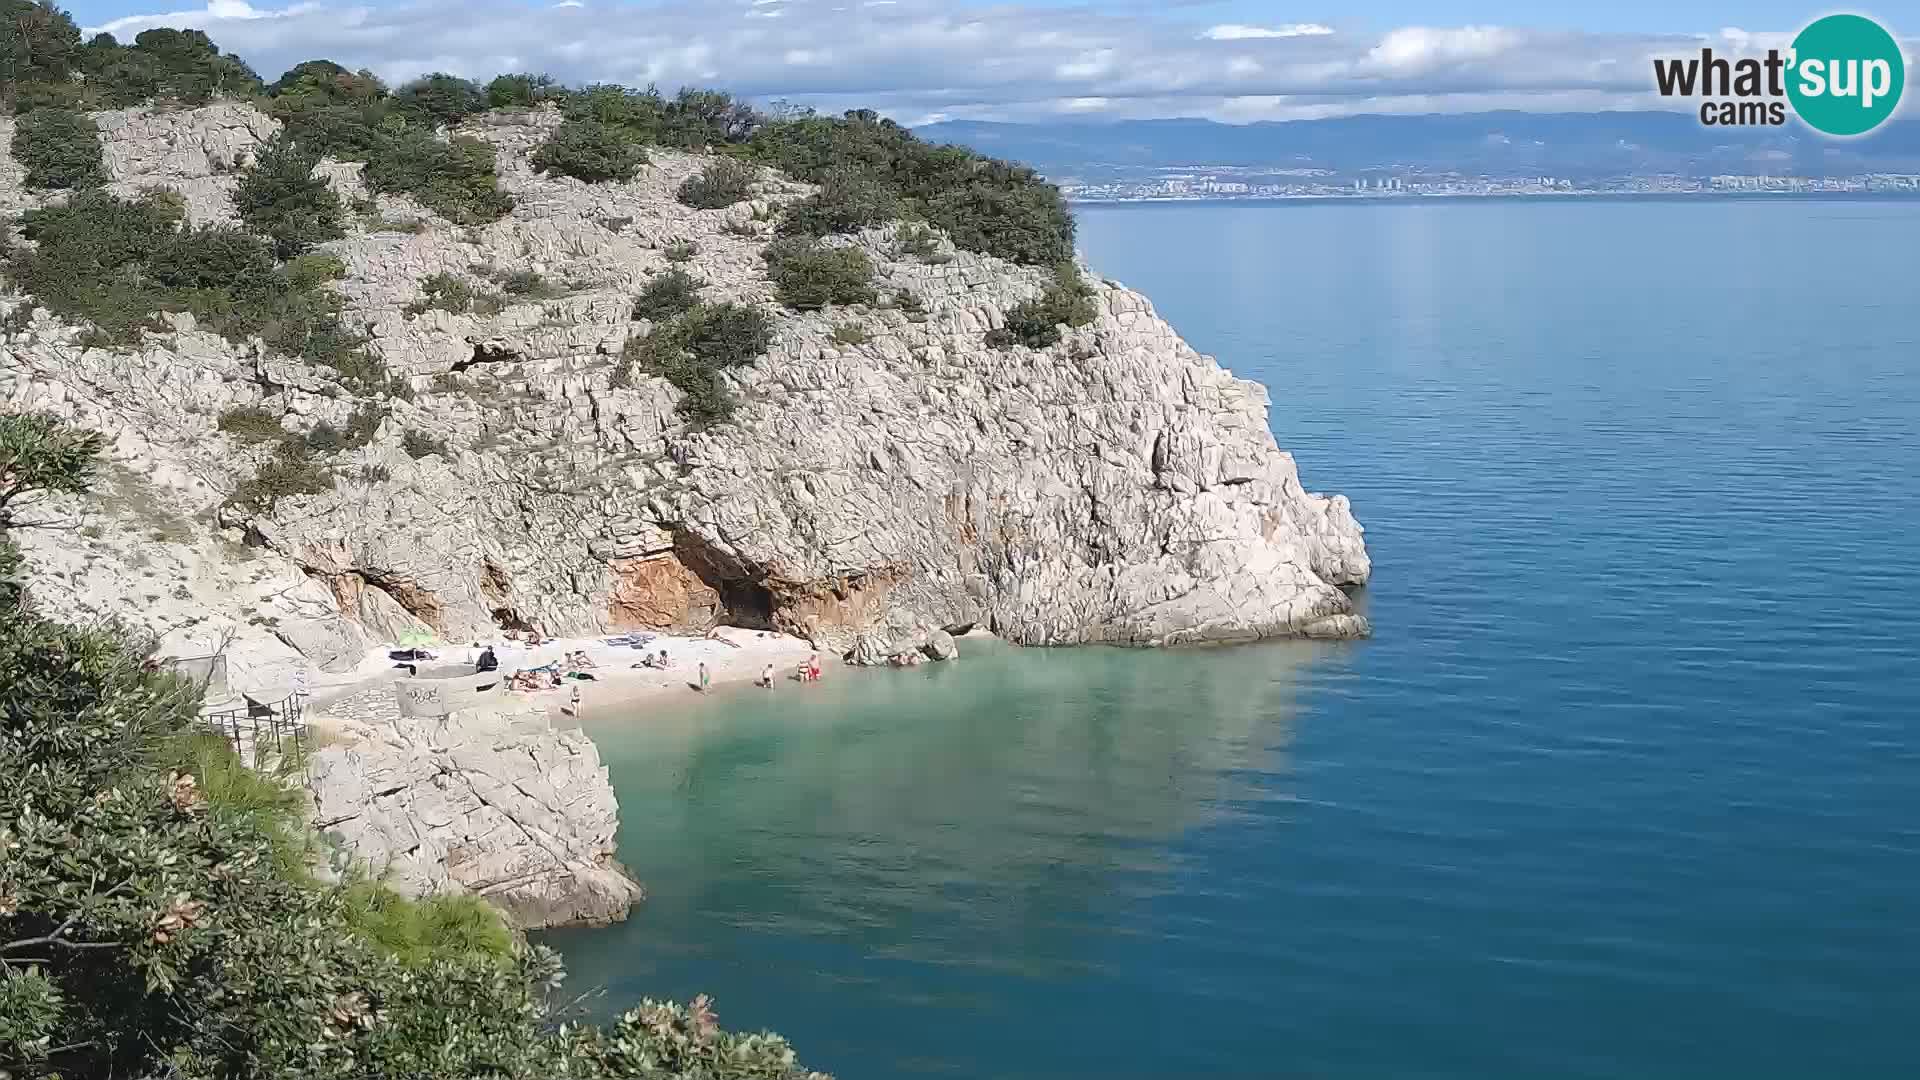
[546,199,1920,1078]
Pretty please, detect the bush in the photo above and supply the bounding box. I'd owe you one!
[896,225,943,262]
[624,301,773,427]
[748,109,1074,264]
[830,322,869,345]
[12,107,105,188]
[0,415,829,1079]
[405,272,485,316]
[339,402,384,448]
[987,262,1098,349]
[285,251,346,290]
[764,237,876,310]
[924,180,1075,266]
[560,84,759,149]
[402,429,450,459]
[216,405,283,444]
[392,72,486,129]
[631,268,702,323]
[8,189,388,393]
[776,171,897,238]
[485,72,560,109]
[227,440,334,513]
[531,119,648,183]
[663,240,697,263]
[362,130,513,224]
[231,134,345,258]
[677,158,759,210]
[498,268,565,298]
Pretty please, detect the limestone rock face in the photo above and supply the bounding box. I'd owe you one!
[2,102,1371,684]
[305,705,643,930]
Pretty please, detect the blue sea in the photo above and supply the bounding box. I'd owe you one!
[547,198,1920,1078]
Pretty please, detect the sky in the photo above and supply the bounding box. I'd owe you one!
[62,0,1920,124]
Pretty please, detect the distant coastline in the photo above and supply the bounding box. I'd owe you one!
[1069,189,1920,209]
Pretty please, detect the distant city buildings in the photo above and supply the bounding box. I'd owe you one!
[1054,169,1920,203]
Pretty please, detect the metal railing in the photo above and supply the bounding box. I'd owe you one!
[199,693,308,761]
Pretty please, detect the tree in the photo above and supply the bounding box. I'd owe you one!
[393,72,487,129]
[233,134,346,258]
[0,0,82,111]
[268,58,385,103]
[0,411,101,531]
[485,72,559,109]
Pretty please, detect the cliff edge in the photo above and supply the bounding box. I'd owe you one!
[0,103,1369,691]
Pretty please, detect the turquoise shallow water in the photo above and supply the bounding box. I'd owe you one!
[547,198,1920,1078]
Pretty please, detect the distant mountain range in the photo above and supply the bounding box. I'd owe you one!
[915,112,1920,179]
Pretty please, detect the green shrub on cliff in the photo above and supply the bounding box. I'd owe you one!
[764,237,876,310]
[987,262,1098,350]
[532,119,648,184]
[747,109,1074,265]
[776,171,898,239]
[0,413,828,1079]
[677,157,759,210]
[623,301,773,427]
[7,188,381,384]
[632,267,703,323]
[392,72,487,129]
[11,107,105,188]
[233,133,345,258]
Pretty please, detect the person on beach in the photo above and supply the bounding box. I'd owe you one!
[760,662,775,689]
[697,662,710,692]
[806,653,822,682]
[566,683,582,717]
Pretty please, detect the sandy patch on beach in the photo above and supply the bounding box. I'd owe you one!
[313,626,828,720]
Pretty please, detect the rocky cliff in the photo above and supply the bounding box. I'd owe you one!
[0,103,1369,694]
[306,704,642,930]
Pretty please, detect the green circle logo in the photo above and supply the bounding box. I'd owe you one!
[1787,14,1905,136]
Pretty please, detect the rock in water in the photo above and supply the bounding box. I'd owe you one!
[1,103,1371,684]
[305,706,643,929]
[923,630,959,662]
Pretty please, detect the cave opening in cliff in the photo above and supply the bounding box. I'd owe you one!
[491,607,534,633]
[672,532,776,631]
[452,342,520,372]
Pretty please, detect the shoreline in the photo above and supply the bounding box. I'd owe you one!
[307,626,833,727]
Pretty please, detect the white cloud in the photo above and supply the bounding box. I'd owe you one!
[1363,26,1522,75]
[80,0,1910,125]
[1201,23,1334,42]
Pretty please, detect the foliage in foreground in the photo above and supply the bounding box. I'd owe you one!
[0,413,829,1080]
